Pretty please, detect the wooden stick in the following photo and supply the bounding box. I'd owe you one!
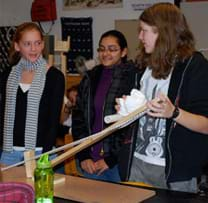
[51,104,147,167]
[24,150,36,178]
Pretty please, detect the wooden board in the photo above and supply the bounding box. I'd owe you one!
[0,165,155,203]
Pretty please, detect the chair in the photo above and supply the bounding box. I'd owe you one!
[0,182,34,202]
[64,134,81,176]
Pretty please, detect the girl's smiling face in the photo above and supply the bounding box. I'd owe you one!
[98,36,127,67]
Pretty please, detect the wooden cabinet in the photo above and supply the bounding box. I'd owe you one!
[65,74,82,90]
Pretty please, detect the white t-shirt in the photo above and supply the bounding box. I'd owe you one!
[133,67,171,166]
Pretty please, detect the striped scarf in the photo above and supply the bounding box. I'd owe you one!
[3,56,47,151]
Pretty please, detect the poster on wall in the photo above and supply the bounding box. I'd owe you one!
[128,0,174,11]
[63,0,123,10]
[61,17,93,74]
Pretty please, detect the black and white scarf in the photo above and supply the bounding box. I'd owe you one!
[3,56,47,151]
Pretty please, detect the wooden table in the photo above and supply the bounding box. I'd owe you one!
[0,166,155,203]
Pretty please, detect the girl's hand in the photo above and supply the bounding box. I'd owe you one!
[147,93,175,119]
[94,159,109,175]
[81,159,97,174]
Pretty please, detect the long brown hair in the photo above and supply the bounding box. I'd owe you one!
[9,22,43,66]
[136,3,195,79]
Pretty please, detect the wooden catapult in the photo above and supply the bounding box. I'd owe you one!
[1,102,148,182]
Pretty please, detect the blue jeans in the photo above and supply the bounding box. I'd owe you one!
[0,150,61,169]
[81,165,121,183]
[0,149,65,174]
[0,150,42,166]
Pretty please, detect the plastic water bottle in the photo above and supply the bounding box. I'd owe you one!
[34,154,54,203]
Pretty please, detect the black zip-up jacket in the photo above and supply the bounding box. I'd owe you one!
[72,61,138,169]
[119,52,208,183]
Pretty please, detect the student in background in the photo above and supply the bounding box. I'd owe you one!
[55,85,79,175]
[60,85,78,135]
[118,3,208,193]
[0,22,65,165]
[72,30,137,182]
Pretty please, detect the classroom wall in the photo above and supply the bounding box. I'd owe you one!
[181,2,208,58]
[0,0,173,58]
[2,1,207,58]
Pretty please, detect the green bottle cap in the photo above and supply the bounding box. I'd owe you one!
[37,154,51,169]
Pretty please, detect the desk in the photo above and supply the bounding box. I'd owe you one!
[1,166,208,203]
[0,166,154,203]
[53,186,208,203]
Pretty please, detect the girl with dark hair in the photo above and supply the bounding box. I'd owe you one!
[72,29,137,182]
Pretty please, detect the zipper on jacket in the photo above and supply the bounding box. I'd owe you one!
[86,73,92,135]
[99,98,106,156]
[100,72,114,155]
[166,56,193,181]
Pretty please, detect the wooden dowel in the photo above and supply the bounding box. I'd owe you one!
[24,150,36,178]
